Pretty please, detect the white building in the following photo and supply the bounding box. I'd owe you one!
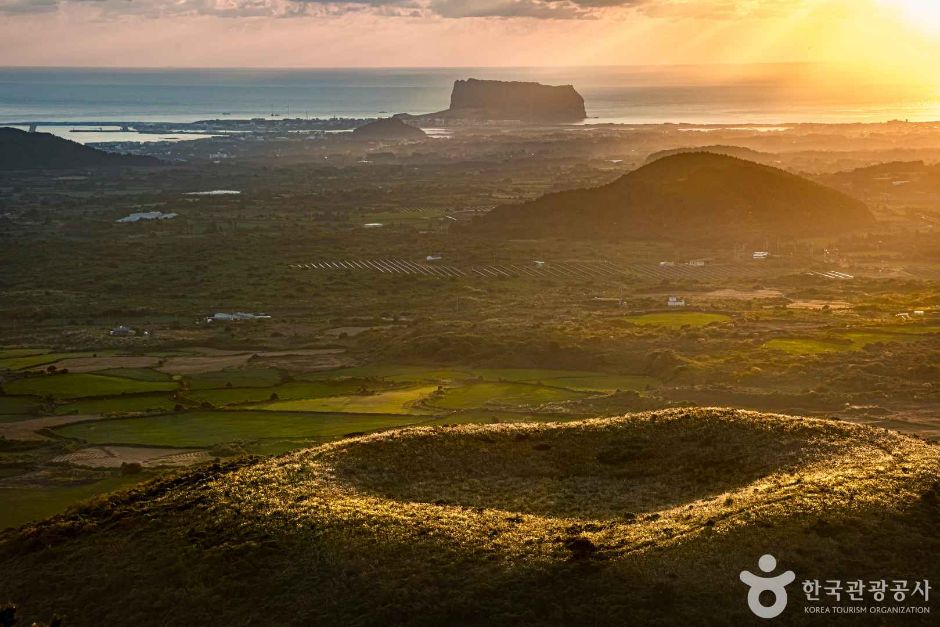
[667,296,686,308]
[753,251,770,260]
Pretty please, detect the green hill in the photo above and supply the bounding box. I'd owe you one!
[1,408,937,626]
[0,127,164,170]
[476,152,875,240]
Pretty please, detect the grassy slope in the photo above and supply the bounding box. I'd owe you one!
[52,411,428,447]
[1,408,937,626]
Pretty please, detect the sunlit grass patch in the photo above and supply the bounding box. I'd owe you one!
[428,382,591,410]
[253,385,440,415]
[188,379,386,407]
[54,411,426,447]
[841,325,939,349]
[304,365,474,382]
[2,373,177,399]
[623,312,731,328]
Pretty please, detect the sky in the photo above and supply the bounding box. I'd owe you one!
[1,0,939,80]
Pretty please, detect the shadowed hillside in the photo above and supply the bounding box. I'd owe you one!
[0,127,164,170]
[475,152,874,240]
[644,145,777,165]
[352,117,427,140]
[1,408,937,626]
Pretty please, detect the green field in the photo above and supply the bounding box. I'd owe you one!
[428,382,591,410]
[762,338,846,355]
[307,366,655,393]
[55,394,179,416]
[0,475,145,530]
[187,368,283,390]
[0,395,41,414]
[95,368,175,382]
[0,351,103,371]
[254,385,439,414]
[54,411,427,447]
[187,379,378,407]
[305,365,475,382]
[3,373,178,399]
[0,348,51,359]
[623,312,731,328]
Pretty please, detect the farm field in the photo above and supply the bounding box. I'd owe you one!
[3,373,177,399]
[763,324,940,354]
[0,359,662,527]
[53,411,431,448]
[0,475,145,530]
[623,311,731,328]
[428,382,591,410]
[253,385,440,414]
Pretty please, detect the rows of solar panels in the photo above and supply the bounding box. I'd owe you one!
[290,259,774,282]
[289,259,627,280]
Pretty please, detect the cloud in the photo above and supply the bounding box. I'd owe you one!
[0,0,816,20]
[0,0,59,14]
[429,0,590,19]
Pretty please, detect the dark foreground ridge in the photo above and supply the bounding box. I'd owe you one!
[0,127,164,170]
[475,152,875,240]
[1,408,937,626]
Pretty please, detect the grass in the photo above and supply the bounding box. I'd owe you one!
[187,368,283,390]
[763,324,940,355]
[53,411,428,447]
[0,351,105,371]
[0,348,50,360]
[0,414,37,424]
[304,365,474,382]
[2,373,178,399]
[94,368,175,382]
[254,386,440,415]
[54,394,179,416]
[187,380,379,407]
[0,475,145,530]
[307,366,656,393]
[623,312,731,328]
[428,382,591,410]
[762,338,845,355]
[3,412,940,626]
[0,395,41,414]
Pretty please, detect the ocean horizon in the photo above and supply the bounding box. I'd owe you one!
[2,65,939,129]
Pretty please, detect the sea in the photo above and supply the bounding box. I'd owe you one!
[2,65,939,143]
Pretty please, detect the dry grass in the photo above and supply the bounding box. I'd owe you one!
[2,408,938,626]
[198,407,939,561]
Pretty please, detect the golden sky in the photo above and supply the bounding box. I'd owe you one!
[0,0,938,80]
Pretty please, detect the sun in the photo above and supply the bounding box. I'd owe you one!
[882,0,940,34]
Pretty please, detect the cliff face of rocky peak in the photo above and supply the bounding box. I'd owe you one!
[446,79,586,122]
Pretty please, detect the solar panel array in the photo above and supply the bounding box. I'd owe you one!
[290,260,777,281]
